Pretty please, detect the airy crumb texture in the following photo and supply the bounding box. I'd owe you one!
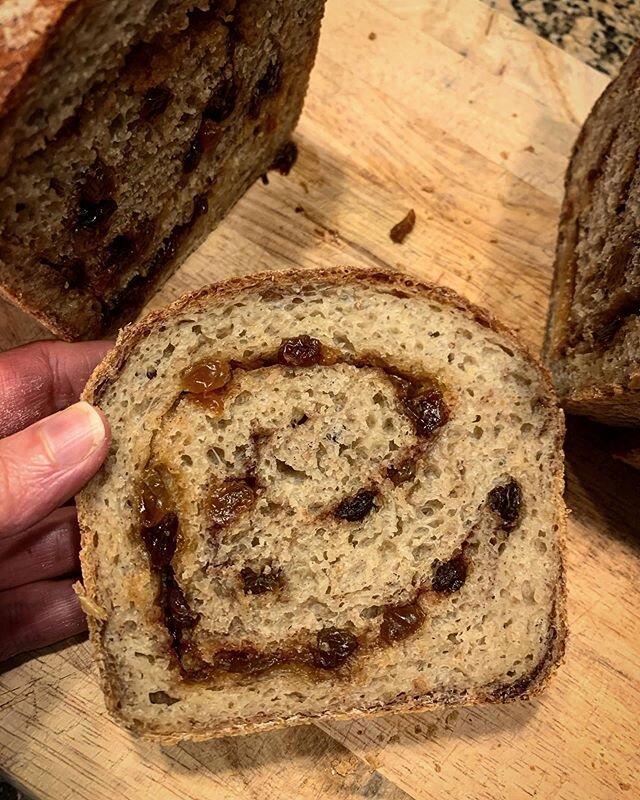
[0,0,325,340]
[545,41,640,424]
[77,268,566,742]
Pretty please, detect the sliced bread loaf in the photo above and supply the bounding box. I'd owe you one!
[0,0,324,340]
[77,268,566,742]
[545,43,640,424]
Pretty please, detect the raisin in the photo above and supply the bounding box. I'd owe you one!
[141,511,179,569]
[207,480,255,529]
[278,335,323,367]
[140,468,171,527]
[270,141,298,176]
[80,158,115,204]
[183,140,202,173]
[107,234,135,264]
[204,77,238,122]
[380,600,423,643]
[335,489,376,522]
[432,553,467,594]
[182,358,231,393]
[241,565,282,595]
[313,628,359,670]
[387,458,416,485]
[404,389,448,437]
[249,56,283,117]
[165,575,198,629]
[76,197,117,230]
[215,649,279,674]
[193,193,209,219]
[140,86,172,120]
[488,479,522,531]
[197,119,222,153]
[389,209,416,244]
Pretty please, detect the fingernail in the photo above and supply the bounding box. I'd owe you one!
[40,402,107,469]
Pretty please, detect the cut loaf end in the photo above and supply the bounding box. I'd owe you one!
[77,268,566,741]
[0,0,325,340]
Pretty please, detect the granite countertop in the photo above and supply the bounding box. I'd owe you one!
[484,0,640,75]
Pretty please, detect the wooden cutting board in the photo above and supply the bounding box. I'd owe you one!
[1,2,639,798]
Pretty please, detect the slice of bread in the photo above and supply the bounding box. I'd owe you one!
[77,268,566,742]
[0,0,325,340]
[545,43,640,424]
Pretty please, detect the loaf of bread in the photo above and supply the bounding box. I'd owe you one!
[76,268,566,742]
[0,0,324,340]
[545,43,640,424]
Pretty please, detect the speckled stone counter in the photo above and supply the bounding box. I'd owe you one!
[484,0,640,75]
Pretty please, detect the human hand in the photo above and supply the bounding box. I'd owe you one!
[0,341,111,662]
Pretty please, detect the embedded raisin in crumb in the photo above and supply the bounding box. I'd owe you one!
[270,141,298,176]
[81,158,115,204]
[140,86,172,120]
[249,56,283,117]
[140,468,171,527]
[432,553,467,594]
[335,489,376,522]
[107,234,135,264]
[50,177,65,197]
[165,573,198,629]
[215,649,279,674]
[278,335,323,366]
[207,480,255,529]
[404,390,448,437]
[387,459,416,485]
[193,193,208,219]
[204,76,238,122]
[76,197,117,230]
[141,512,178,569]
[488,479,522,531]
[182,358,231,393]
[197,119,222,153]
[380,601,423,643]
[389,209,416,244]
[241,565,282,595]
[183,140,202,173]
[313,628,359,670]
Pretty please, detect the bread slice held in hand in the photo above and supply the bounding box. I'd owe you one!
[545,42,640,424]
[0,0,324,340]
[77,268,566,742]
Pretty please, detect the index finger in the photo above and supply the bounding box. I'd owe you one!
[0,341,112,438]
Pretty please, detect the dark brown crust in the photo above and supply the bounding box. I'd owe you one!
[544,42,640,424]
[78,266,567,742]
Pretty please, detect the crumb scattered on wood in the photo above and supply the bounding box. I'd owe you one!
[524,144,536,153]
[368,31,377,40]
[294,205,304,214]
[260,174,269,185]
[270,141,298,175]
[500,150,509,160]
[389,209,416,244]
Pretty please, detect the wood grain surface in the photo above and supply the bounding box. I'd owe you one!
[1,2,638,799]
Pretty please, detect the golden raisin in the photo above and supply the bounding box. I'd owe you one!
[207,480,255,529]
[380,600,423,643]
[182,358,232,393]
[140,467,171,527]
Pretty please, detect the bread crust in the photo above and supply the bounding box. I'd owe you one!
[79,266,567,741]
[544,43,640,424]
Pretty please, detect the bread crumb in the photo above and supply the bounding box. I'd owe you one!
[434,764,442,773]
[368,32,377,41]
[261,174,269,185]
[331,757,359,777]
[524,145,536,153]
[422,183,435,193]
[389,209,416,244]
[74,582,108,620]
[500,151,509,160]
[295,206,304,214]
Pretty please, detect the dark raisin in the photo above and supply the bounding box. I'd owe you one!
[166,576,198,629]
[183,139,202,173]
[387,459,416,485]
[389,209,416,244]
[261,174,270,185]
[207,480,255,529]
[335,490,376,522]
[380,601,423,643]
[204,77,238,122]
[241,565,282,595]
[50,177,65,197]
[193,193,209,219]
[81,158,115,204]
[197,119,222,153]
[488,479,522,531]
[141,511,179,569]
[278,335,323,367]
[404,389,449,437]
[215,649,279,674]
[270,141,298,176]
[140,86,173,120]
[249,56,283,117]
[75,197,117,230]
[432,553,467,594]
[107,234,135,264]
[313,628,359,670]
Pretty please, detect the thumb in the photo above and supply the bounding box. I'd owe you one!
[0,401,110,536]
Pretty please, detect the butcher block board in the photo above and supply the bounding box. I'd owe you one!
[1,1,639,798]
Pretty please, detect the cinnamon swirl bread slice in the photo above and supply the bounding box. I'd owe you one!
[76,268,566,742]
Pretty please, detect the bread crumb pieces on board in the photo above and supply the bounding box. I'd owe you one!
[369,31,377,40]
[389,209,416,244]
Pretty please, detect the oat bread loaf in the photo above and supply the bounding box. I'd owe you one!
[0,0,324,340]
[77,268,566,742]
[545,43,640,424]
